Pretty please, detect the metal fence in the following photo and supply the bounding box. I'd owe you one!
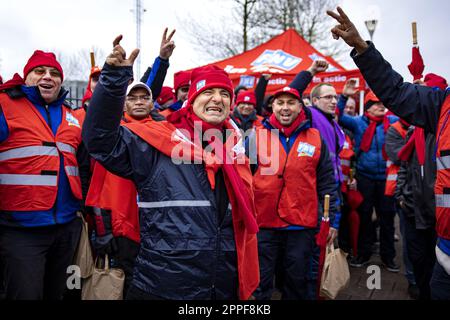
[64,80,87,109]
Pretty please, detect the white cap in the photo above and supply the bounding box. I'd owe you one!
[126,81,152,97]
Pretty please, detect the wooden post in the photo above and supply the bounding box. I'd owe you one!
[324,195,330,219]
[412,22,418,46]
[90,51,95,68]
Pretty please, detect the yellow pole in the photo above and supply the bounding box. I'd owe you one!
[324,195,330,219]
[90,51,95,68]
[412,22,418,46]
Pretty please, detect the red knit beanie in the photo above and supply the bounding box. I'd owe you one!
[424,73,448,90]
[173,70,191,94]
[235,91,256,106]
[157,86,175,105]
[187,66,234,107]
[23,50,64,81]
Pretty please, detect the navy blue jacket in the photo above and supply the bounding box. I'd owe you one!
[83,63,240,299]
[337,95,398,181]
[0,86,85,227]
[351,41,450,256]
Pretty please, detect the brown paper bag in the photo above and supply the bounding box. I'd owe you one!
[81,255,124,300]
[320,243,350,299]
[73,212,94,278]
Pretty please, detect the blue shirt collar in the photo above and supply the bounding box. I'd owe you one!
[21,85,68,108]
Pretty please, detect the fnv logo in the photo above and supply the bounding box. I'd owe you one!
[297,142,315,157]
[196,80,206,91]
[251,50,302,71]
[66,112,80,128]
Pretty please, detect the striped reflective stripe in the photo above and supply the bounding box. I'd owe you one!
[437,156,450,171]
[387,174,398,181]
[341,159,351,167]
[0,146,58,161]
[56,142,76,154]
[342,175,349,181]
[386,160,393,167]
[436,194,450,208]
[66,166,79,177]
[0,174,57,186]
[138,200,212,209]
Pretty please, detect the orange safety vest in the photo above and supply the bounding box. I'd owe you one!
[339,133,355,194]
[384,121,408,196]
[435,94,450,240]
[253,127,322,228]
[0,93,83,211]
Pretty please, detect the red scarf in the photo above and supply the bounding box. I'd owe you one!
[398,127,425,165]
[122,112,152,124]
[0,73,25,90]
[167,106,259,234]
[360,112,389,153]
[268,110,307,137]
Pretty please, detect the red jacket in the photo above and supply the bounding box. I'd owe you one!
[0,93,83,211]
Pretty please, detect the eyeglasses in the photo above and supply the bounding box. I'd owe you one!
[127,95,151,102]
[317,95,338,100]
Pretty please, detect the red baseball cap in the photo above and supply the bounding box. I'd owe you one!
[272,87,301,101]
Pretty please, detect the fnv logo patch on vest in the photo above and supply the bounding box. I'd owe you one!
[66,112,80,128]
[297,142,316,157]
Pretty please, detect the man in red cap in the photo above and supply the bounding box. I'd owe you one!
[230,91,264,132]
[81,66,101,108]
[0,50,88,299]
[159,70,191,118]
[250,86,338,300]
[155,86,175,110]
[83,36,259,300]
[337,81,399,272]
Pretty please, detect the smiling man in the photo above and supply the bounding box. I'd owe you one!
[83,36,259,300]
[230,91,264,132]
[0,50,87,299]
[251,86,338,300]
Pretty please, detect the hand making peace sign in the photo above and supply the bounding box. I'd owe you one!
[327,6,369,54]
[159,28,176,60]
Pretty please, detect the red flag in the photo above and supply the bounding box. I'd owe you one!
[407,47,425,80]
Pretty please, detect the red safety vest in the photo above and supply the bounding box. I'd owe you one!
[253,127,322,228]
[0,93,83,211]
[435,95,450,240]
[384,121,409,196]
[339,133,355,194]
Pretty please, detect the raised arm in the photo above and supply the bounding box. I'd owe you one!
[82,35,139,179]
[289,60,329,97]
[327,6,448,134]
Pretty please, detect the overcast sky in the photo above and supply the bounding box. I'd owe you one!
[0,0,448,85]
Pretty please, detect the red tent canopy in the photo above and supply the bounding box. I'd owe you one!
[195,29,365,95]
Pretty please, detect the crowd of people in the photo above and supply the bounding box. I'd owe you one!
[0,7,448,301]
